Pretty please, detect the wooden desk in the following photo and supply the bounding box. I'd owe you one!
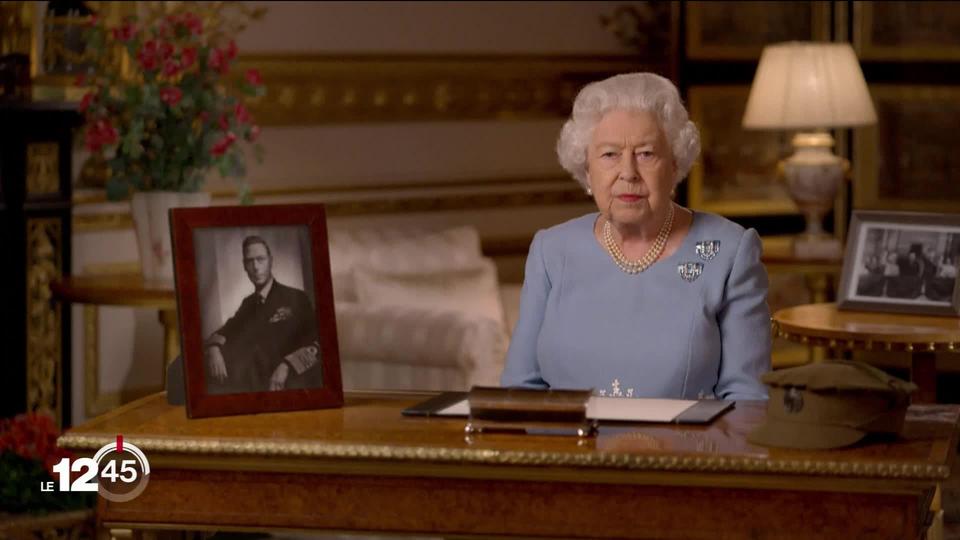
[59,392,959,539]
[773,303,960,403]
[50,274,179,369]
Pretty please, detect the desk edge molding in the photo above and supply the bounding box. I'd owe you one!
[57,433,951,481]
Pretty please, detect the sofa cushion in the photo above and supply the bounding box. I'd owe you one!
[354,257,507,331]
[335,302,507,388]
[328,226,483,303]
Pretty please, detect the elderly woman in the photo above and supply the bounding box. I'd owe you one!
[500,73,770,401]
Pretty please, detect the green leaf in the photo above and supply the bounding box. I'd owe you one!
[105,178,130,201]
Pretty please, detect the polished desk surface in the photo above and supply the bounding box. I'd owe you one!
[774,302,960,347]
[59,392,959,539]
[50,274,176,309]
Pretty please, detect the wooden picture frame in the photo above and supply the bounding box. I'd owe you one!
[171,203,342,418]
[685,1,831,60]
[687,85,799,216]
[838,210,960,317]
[853,85,960,213]
[853,1,960,61]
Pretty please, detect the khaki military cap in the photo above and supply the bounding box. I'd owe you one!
[748,361,917,450]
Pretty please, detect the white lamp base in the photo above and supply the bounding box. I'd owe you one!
[792,235,842,260]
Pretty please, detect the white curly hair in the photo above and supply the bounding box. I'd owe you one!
[556,72,701,190]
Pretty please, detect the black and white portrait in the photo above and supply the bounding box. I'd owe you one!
[847,224,960,306]
[193,225,323,395]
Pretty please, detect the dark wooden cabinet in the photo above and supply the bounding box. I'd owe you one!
[0,101,80,428]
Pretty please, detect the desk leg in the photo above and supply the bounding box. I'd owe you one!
[911,352,937,404]
[158,309,179,383]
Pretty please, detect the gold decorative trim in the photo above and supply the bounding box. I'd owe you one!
[57,433,950,481]
[74,180,591,231]
[771,321,958,353]
[236,54,646,125]
[26,218,62,422]
[26,142,60,196]
[73,175,578,205]
[73,212,135,232]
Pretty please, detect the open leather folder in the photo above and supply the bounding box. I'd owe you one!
[403,391,734,424]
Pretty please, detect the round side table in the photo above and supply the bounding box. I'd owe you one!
[50,274,178,372]
[772,302,960,403]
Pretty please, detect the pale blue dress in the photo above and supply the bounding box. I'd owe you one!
[500,211,770,401]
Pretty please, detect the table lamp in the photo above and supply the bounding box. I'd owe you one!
[743,41,876,259]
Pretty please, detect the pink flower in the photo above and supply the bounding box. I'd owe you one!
[180,47,198,69]
[111,21,136,42]
[234,102,251,124]
[160,86,183,106]
[85,119,118,152]
[218,113,230,131]
[225,40,238,61]
[246,125,260,142]
[244,68,262,86]
[137,40,160,71]
[79,92,95,113]
[210,132,237,156]
[182,13,203,35]
[162,59,180,77]
[159,42,174,61]
[208,48,229,75]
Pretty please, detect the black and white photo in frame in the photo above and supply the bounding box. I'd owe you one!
[839,211,960,316]
[171,203,343,418]
[193,225,322,395]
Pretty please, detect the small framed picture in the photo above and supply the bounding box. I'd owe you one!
[838,211,960,317]
[170,203,342,418]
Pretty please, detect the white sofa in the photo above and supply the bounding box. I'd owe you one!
[328,225,521,391]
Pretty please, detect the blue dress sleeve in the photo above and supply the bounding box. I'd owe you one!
[500,231,550,388]
[715,228,771,400]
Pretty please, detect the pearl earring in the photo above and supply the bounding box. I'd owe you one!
[586,187,593,196]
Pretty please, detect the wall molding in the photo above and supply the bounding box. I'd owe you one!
[236,54,651,125]
[73,175,591,232]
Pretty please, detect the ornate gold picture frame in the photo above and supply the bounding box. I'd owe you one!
[685,1,831,60]
[687,85,798,216]
[853,85,960,213]
[853,1,960,61]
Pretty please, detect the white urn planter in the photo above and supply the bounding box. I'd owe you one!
[131,191,211,283]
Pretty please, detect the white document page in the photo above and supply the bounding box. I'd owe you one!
[436,397,697,422]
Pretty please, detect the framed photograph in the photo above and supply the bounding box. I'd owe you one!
[171,203,342,418]
[687,85,799,216]
[854,1,960,61]
[685,1,830,60]
[838,211,960,316]
[853,85,960,213]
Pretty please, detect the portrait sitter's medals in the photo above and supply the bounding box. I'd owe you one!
[695,240,721,261]
[269,306,293,323]
[677,262,703,282]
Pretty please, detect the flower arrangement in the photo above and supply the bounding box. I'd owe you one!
[0,412,94,514]
[80,9,265,202]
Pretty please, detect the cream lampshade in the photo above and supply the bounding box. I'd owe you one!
[743,41,876,259]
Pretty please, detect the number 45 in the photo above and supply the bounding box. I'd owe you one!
[52,457,138,492]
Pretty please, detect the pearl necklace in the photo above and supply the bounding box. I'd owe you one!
[602,204,675,274]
